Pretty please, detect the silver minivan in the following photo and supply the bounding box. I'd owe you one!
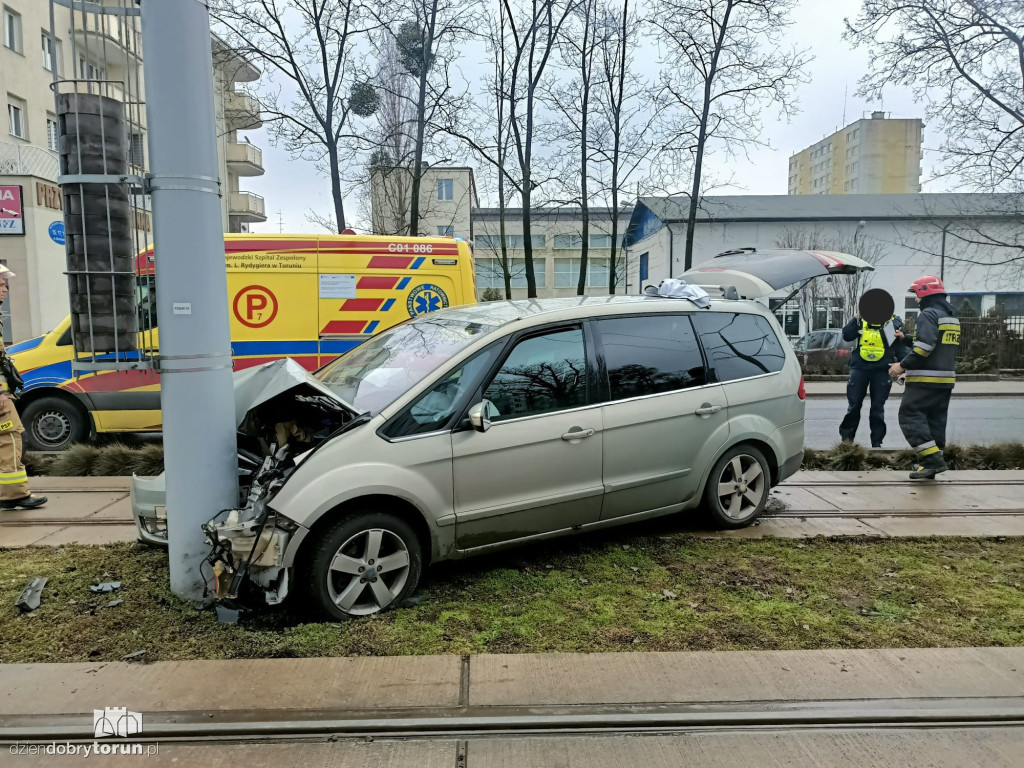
[142,249,872,618]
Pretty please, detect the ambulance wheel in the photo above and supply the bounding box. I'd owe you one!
[21,395,90,451]
[305,510,423,620]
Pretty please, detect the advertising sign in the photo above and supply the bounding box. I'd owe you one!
[0,186,24,236]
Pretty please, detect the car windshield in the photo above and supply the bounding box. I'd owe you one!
[316,316,497,415]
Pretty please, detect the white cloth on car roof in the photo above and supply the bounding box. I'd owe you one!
[644,278,711,308]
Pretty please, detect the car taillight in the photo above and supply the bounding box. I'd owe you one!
[798,376,806,400]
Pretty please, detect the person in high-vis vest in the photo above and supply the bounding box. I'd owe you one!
[889,275,960,480]
[839,310,905,447]
[0,266,47,510]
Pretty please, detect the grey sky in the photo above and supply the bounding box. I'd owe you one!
[242,0,940,235]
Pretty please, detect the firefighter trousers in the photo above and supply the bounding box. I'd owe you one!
[898,385,952,460]
[0,401,29,501]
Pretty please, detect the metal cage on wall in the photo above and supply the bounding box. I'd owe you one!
[48,0,155,374]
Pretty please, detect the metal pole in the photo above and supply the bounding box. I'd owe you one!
[940,225,947,282]
[141,0,238,600]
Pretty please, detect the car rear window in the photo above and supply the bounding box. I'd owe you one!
[595,315,706,400]
[691,312,786,382]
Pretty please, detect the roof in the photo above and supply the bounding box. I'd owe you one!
[624,192,1024,247]
[473,207,632,221]
[433,294,754,328]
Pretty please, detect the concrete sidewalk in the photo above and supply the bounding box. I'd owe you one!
[3,647,1024,767]
[1,472,1023,549]
[804,379,1024,397]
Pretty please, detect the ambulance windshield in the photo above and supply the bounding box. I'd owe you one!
[317,317,496,415]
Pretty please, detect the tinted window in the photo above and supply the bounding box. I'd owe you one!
[597,315,705,401]
[483,328,587,421]
[383,345,501,438]
[692,312,786,382]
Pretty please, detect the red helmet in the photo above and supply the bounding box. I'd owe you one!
[908,275,945,298]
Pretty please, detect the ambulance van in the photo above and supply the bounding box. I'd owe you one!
[9,233,476,450]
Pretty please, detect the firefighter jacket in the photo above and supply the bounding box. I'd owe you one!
[900,296,959,388]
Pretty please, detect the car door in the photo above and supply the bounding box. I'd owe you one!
[452,325,604,550]
[595,314,729,520]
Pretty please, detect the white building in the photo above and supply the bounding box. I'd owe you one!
[624,193,1024,337]
[0,1,265,341]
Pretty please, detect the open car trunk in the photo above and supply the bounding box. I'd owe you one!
[131,359,364,607]
[680,248,875,299]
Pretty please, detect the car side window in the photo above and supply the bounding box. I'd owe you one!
[692,312,786,383]
[382,344,502,438]
[483,328,587,422]
[596,315,706,401]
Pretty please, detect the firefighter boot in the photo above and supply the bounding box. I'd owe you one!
[909,452,947,480]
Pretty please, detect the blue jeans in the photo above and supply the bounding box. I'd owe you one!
[839,367,892,446]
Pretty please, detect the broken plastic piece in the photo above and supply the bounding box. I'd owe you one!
[122,650,147,661]
[215,605,240,624]
[15,577,47,613]
[90,581,122,593]
[107,599,123,608]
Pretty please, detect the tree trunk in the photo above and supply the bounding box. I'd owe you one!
[328,142,346,232]
[609,0,628,294]
[409,0,438,237]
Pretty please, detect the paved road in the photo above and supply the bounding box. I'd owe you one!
[804,396,1024,449]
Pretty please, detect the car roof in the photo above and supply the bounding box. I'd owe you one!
[433,295,768,329]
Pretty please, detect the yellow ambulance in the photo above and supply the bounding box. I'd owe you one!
[9,233,477,450]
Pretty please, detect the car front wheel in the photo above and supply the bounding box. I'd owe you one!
[704,445,770,529]
[305,510,423,620]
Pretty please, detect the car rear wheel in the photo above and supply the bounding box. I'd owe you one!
[305,510,423,620]
[704,445,770,529]
[20,395,90,452]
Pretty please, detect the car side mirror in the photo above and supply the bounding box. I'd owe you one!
[468,400,492,433]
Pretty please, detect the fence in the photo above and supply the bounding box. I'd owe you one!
[904,314,1024,372]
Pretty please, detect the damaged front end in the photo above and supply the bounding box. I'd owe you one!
[131,358,364,609]
[202,358,365,610]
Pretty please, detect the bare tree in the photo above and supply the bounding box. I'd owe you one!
[504,0,580,297]
[775,226,885,333]
[543,0,601,295]
[213,0,379,232]
[653,0,810,271]
[592,0,657,293]
[845,0,1024,192]
[372,0,480,235]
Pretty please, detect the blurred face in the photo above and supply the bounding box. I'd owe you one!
[0,278,8,303]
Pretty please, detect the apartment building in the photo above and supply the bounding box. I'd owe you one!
[0,0,265,340]
[788,112,924,196]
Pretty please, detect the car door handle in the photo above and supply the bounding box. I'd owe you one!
[562,427,595,441]
[695,404,722,416]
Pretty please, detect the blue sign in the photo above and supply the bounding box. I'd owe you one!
[48,221,65,246]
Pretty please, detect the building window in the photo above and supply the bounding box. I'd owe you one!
[128,131,145,169]
[3,7,21,53]
[554,257,612,288]
[46,114,58,151]
[79,56,104,81]
[7,96,26,139]
[474,257,546,289]
[437,178,453,201]
[476,233,544,250]
[41,31,60,72]
[437,224,454,237]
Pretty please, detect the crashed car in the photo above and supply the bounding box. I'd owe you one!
[133,248,874,620]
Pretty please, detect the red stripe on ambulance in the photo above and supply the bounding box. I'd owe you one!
[320,320,366,335]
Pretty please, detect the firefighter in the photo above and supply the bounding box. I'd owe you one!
[838,310,905,448]
[0,265,47,510]
[889,275,960,480]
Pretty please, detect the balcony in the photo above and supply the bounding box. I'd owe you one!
[73,15,143,67]
[229,191,266,223]
[224,91,263,131]
[226,142,264,177]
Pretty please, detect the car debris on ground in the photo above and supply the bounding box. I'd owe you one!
[15,577,47,613]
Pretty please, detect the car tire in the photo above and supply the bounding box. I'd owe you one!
[703,445,771,529]
[20,395,90,452]
[305,510,423,620]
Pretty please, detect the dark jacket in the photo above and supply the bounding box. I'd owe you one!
[901,295,959,388]
[842,315,905,370]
